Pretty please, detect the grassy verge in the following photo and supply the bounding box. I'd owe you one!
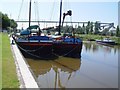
[2,33,19,88]
[76,34,120,45]
[0,33,2,90]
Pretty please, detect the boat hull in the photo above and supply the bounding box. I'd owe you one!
[96,41,116,46]
[53,42,83,58]
[13,36,83,59]
[15,41,57,60]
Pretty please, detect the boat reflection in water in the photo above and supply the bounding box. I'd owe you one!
[26,57,81,88]
[26,42,118,88]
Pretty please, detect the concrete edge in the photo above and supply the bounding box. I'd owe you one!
[10,36,40,89]
[11,44,26,88]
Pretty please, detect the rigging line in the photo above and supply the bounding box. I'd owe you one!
[66,0,72,26]
[18,0,24,21]
[34,1,37,22]
[69,1,73,27]
[70,16,73,26]
[34,1,40,25]
[36,2,40,25]
[49,0,56,21]
[37,2,40,26]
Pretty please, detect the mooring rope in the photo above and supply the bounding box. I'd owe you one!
[16,42,55,59]
[52,44,80,57]
[18,44,45,52]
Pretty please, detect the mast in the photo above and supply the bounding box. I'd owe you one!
[58,0,62,35]
[29,0,32,27]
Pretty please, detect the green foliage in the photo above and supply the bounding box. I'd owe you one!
[77,26,84,34]
[116,25,120,37]
[62,21,119,39]
[82,23,85,34]
[85,21,90,34]
[10,19,18,29]
[0,33,2,90]
[1,13,10,29]
[110,31,114,36]
[101,28,109,35]
[62,25,73,33]
[78,34,120,45]
[78,34,103,41]
[89,22,93,34]
[0,12,17,30]
[94,21,100,34]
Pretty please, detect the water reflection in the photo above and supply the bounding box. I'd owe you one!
[83,41,118,54]
[84,41,98,52]
[26,41,119,88]
[27,57,81,88]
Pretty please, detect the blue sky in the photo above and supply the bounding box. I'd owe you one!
[0,0,119,29]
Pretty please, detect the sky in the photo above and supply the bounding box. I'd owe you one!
[0,0,119,29]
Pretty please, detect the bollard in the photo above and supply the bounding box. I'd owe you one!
[11,39,14,45]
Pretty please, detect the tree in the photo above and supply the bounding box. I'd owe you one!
[82,23,85,34]
[62,25,73,33]
[110,31,114,36]
[2,13,10,29]
[10,19,17,29]
[1,12,17,31]
[85,21,90,34]
[94,21,99,34]
[89,22,93,34]
[76,25,84,34]
[116,25,120,37]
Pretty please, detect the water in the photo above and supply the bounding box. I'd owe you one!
[26,41,119,88]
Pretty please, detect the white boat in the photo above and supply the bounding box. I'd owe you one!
[96,38,116,45]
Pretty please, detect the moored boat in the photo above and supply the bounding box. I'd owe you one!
[51,0,83,58]
[96,38,116,45]
[12,0,58,59]
[53,35,83,58]
[13,25,57,59]
[13,0,83,59]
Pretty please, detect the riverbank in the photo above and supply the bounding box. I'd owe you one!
[1,32,119,89]
[1,33,19,88]
[77,34,120,45]
[11,37,39,88]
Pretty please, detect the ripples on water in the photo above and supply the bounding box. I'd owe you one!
[26,42,119,88]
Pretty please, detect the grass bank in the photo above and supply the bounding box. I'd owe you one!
[1,33,19,88]
[76,34,120,45]
[0,33,2,90]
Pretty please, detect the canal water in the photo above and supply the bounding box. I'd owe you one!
[26,42,119,88]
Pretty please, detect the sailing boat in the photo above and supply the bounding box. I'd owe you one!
[12,0,56,59]
[52,0,83,58]
[13,0,83,59]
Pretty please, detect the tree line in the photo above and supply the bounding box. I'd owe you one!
[62,21,120,37]
[1,11,120,37]
[0,12,17,31]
